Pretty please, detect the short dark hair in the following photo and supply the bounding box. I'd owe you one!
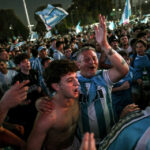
[135,39,147,48]
[118,50,128,57]
[43,59,78,92]
[56,41,64,48]
[14,53,29,65]
[41,57,51,66]
[136,31,147,39]
[64,45,71,50]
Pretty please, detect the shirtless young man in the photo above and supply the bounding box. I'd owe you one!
[27,59,80,150]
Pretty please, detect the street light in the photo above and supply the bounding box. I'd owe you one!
[145,0,148,3]
[112,8,116,21]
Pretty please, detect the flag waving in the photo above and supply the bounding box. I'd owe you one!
[119,0,131,25]
[36,4,68,30]
[76,22,82,34]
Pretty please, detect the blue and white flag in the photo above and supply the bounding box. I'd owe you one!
[76,22,82,34]
[30,32,39,41]
[44,31,52,39]
[119,0,131,25]
[15,41,26,47]
[141,17,149,24]
[109,21,115,30]
[36,4,68,31]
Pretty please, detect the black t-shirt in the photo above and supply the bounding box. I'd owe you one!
[7,69,43,140]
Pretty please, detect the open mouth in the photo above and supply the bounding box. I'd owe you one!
[89,66,96,70]
[74,88,79,94]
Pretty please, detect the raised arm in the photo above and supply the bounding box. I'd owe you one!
[95,14,129,83]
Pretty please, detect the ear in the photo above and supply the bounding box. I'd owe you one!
[51,83,59,91]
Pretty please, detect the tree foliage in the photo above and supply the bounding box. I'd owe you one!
[0,9,29,42]
[33,0,113,34]
[66,0,113,27]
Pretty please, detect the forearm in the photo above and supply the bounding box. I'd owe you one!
[0,126,25,148]
[104,45,129,75]
[0,100,9,124]
[112,82,130,92]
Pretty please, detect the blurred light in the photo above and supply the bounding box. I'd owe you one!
[112,8,116,11]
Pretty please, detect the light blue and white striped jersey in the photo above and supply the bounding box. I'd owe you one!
[30,57,43,77]
[99,107,150,150]
[77,70,116,144]
[135,127,150,150]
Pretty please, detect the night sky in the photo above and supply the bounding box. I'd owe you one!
[0,0,72,25]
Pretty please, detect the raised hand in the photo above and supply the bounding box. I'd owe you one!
[95,14,109,49]
[80,132,96,150]
[36,96,54,113]
[1,80,29,109]
[120,103,140,118]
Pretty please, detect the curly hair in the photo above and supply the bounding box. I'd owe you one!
[14,53,29,65]
[43,59,78,92]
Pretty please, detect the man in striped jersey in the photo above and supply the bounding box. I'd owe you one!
[76,14,129,144]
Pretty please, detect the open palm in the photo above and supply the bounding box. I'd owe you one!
[95,14,107,49]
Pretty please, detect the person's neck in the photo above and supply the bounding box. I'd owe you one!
[21,70,30,75]
[54,94,75,108]
[123,44,128,49]
[1,70,8,74]
[57,48,63,52]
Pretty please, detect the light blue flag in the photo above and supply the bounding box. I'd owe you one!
[36,4,68,31]
[119,0,131,25]
[30,32,39,41]
[44,31,52,39]
[16,41,26,47]
[76,22,82,34]
[141,17,149,24]
[109,21,115,30]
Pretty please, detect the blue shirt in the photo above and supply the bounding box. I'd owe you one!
[112,66,134,118]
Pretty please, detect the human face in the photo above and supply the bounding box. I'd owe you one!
[111,41,119,50]
[0,51,9,61]
[120,36,128,46]
[19,59,31,74]
[44,59,51,69]
[71,43,75,50]
[58,72,79,99]
[123,56,130,65]
[64,48,72,59]
[39,49,47,59]
[0,61,7,74]
[58,44,64,51]
[78,50,98,78]
[136,42,146,56]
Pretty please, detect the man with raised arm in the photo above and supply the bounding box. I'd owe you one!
[76,14,129,144]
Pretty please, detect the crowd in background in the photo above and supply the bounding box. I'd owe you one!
[0,17,150,150]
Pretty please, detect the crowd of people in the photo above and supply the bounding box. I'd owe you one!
[0,14,150,150]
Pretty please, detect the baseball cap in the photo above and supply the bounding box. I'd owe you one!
[109,35,119,44]
[38,46,46,52]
